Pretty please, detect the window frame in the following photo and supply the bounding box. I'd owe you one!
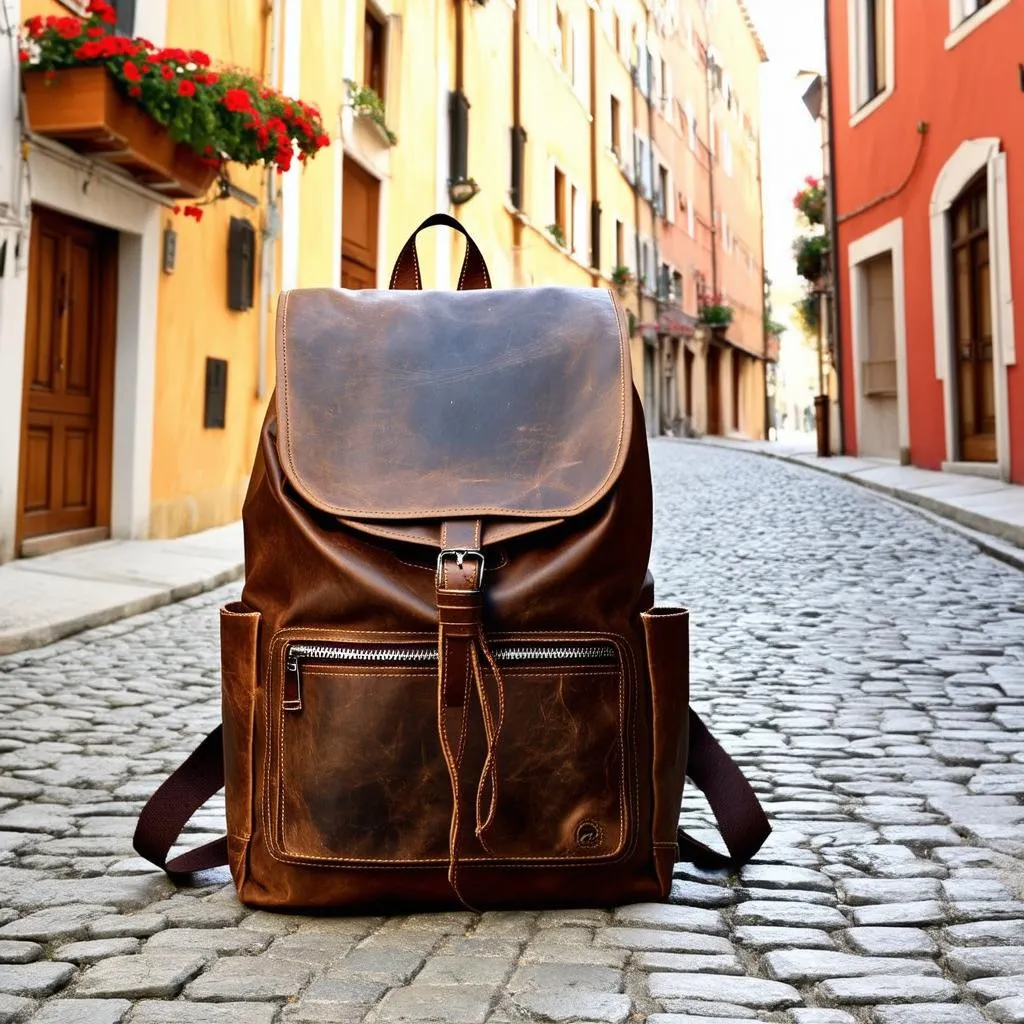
[848,0,895,127]
[946,0,1010,48]
[364,7,387,101]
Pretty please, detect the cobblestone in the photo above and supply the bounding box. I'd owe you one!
[0,443,1021,1022]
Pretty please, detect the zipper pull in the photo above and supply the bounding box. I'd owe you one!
[283,653,303,712]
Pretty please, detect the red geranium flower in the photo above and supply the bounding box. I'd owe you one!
[223,88,252,113]
[183,205,203,222]
[123,61,142,82]
[178,79,196,97]
[129,85,141,97]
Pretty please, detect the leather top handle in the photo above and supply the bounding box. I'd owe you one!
[389,212,492,291]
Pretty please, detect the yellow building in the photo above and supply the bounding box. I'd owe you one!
[0,0,770,563]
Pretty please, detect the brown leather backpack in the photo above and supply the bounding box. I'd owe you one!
[134,214,769,912]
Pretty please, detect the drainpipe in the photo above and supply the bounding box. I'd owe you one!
[588,4,599,287]
[257,0,282,401]
[512,0,522,284]
[823,0,845,454]
[757,133,769,440]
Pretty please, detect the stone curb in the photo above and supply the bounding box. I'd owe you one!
[0,562,244,657]
[682,437,1024,566]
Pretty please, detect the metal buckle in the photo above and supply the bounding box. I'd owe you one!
[436,549,486,592]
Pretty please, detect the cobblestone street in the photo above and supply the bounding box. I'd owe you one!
[0,441,1022,1024]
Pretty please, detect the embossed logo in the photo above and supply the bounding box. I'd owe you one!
[576,821,601,848]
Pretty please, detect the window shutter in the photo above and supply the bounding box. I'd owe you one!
[590,200,601,270]
[113,0,136,35]
[572,186,588,258]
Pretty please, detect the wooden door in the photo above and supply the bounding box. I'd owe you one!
[683,347,694,420]
[951,176,996,462]
[341,158,380,289]
[706,345,721,435]
[731,350,742,431]
[17,207,117,549]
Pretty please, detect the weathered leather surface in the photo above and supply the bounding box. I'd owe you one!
[223,277,688,911]
[275,286,631,520]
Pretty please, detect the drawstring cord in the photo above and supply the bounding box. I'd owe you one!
[437,626,506,909]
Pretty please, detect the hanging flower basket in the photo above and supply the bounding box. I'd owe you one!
[793,233,830,284]
[793,175,826,227]
[19,1,330,200]
[697,289,734,332]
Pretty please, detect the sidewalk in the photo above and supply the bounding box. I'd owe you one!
[0,522,243,655]
[695,433,1024,556]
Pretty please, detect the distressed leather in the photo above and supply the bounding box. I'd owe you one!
[274,286,631,524]
[135,215,770,909]
[218,217,686,912]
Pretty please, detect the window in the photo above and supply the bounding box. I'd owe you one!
[570,184,579,253]
[614,13,621,56]
[659,262,670,300]
[572,186,588,259]
[685,101,697,152]
[641,239,651,288]
[112,0,135,35]
[615,219,625,267]
[524,0,541,38]
[850,0,893,117]
[946,0,1008,47]
[610,96,621,158]
[672,270,684,307]
[554,5,568,71]
[657,165,669,218]
[554,166,566,237]
[958,0,993,22]
[364,8,386,100]
[865,0,887,99]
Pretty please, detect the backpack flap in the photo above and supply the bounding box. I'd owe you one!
[274,285,632,546]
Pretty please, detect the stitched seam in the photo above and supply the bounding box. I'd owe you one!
[264,630,630,864]
[264,628,634,866]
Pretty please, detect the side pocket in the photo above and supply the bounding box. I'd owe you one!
[220,602,260,870]
[641,606,690,892]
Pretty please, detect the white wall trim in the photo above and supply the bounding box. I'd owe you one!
[929,136,1013,480]
[847,216,909,457]
[0,148,161,561]
[133,0,168,48]
[435,3,451,288]
[945,0,1012,49]
[280,0,303,290]
[847,0,896,128]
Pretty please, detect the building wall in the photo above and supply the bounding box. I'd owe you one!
[829,0,1023,481]
[149,0,271,538]
[0,0,774,561]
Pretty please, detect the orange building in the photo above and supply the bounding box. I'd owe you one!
[828,0,1022,482]
[637,0,768,439]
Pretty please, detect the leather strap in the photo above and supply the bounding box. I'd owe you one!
[133,709,768,879]
[132,726,229,876]
[389,212,492,291]
[677,709,771,869]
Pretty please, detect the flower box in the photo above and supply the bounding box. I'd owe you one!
[23,66,218,199]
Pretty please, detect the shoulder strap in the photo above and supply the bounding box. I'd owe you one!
[678,709,771,869]
[132,726,229,875]
[133,710,770,877]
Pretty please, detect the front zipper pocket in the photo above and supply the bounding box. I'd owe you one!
[266,631,635,867]
[283,641,618,712]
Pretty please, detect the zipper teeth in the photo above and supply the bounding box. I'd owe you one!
[287,643,616,665]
